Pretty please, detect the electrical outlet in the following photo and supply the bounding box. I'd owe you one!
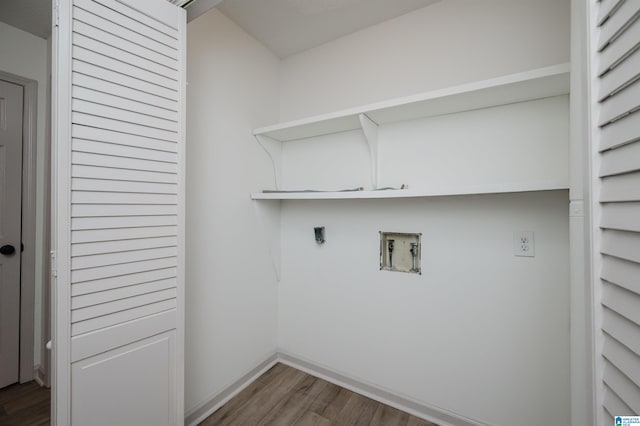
[514,231,535,257]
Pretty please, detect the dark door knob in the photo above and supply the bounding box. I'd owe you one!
[0,245,16,255]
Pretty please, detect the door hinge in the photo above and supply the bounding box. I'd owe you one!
[50,250,57,278]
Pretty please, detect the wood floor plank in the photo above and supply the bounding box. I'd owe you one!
[201,364,287,425]
[201,364,288,426]
[257,374,327,425]
[199,363,439,426]
[335,393,379,426]
[0,381,50,426]
[308,382,352,422]
[407,415,439,426]
[215,366,308,425]
[293,411,332,426]
[370,404,410,426]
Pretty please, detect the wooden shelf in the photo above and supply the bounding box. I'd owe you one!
[254,63,570,142]
[251,181,569,200]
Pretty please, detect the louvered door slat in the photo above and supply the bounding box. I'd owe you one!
[598,46,640,100]
[71,257,178,283]
[603,308,640,357]
[603,363,640,413]
[72,152,177,172]
[71,178,177,194]
[601,202,640,232]
[601,229,640,263]
[72,246,177,270]
[598,0,640,51]
[71,278,176,309]
[600,110,640,151]
[598,0,624,26]
[71,236,178,256]
[602,281,640,327]
[73,87,178,122]
[72,112,178,142]
[71,267,176,296]
[72,99,178,132]
[72,140,177,163]
[74,0,178,49]
[600,172,640,202]
[604,385,635,417]
[71,288,177,323]
[72,204,178,218]
[71,192,177,206]
[598,79,640,125]
[72,165,177,184]
[600,140,640,176]
[70,299,176,335]
[72,60,177,101]
[71,43,177,93]
[71,215,178,230]
[598,16,640,75]
[71,226,177,244]
[72,125,177,152]
[72,73,178,113]
[73,6,177,60]
[93,0,178,34]
[602,255,640,295]
[603,335,640,386]
[72,29,178,79]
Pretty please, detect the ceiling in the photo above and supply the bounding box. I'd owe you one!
[0,0,440,58]
[0,0,52,39]
[216,0,440,58]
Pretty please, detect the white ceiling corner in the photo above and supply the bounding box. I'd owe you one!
[216,0,441,58]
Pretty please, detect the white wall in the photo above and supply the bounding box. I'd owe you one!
[0,22,48,368]
[278,191,570,426]
[282,96,570,192]
[185,9,280,414]
[274,0,571,425]
[279,0,570,121]
[276,98,571,426]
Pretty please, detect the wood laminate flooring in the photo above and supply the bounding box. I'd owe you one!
[0,381,50,425]
[200,363,438,426]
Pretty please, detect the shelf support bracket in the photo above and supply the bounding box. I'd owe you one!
[255,134,282,191]
[359,113,379,189]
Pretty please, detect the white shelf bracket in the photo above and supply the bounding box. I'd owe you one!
[255,134,282,191]
[358,113,379,189]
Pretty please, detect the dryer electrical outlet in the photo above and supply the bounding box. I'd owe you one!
[380,232,421,274]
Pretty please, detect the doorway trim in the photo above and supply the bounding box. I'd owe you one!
[0,69,38,384]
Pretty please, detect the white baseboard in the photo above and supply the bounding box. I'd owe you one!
[33,365,46,387]
[278,351,487,426]
[185,351,488,426]
[184,353,279,426]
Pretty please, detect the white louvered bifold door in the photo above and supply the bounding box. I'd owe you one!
[52,1,185,424]
[590,0,640,422]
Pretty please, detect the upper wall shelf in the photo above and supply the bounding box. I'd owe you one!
[253,63,570,142]
[251,181,568,200]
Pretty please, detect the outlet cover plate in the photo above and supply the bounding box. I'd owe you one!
[514,231,535,257]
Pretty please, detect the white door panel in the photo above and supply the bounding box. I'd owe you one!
[72,331,176,426]
[0,79,23,389]
[53,0,185,424]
